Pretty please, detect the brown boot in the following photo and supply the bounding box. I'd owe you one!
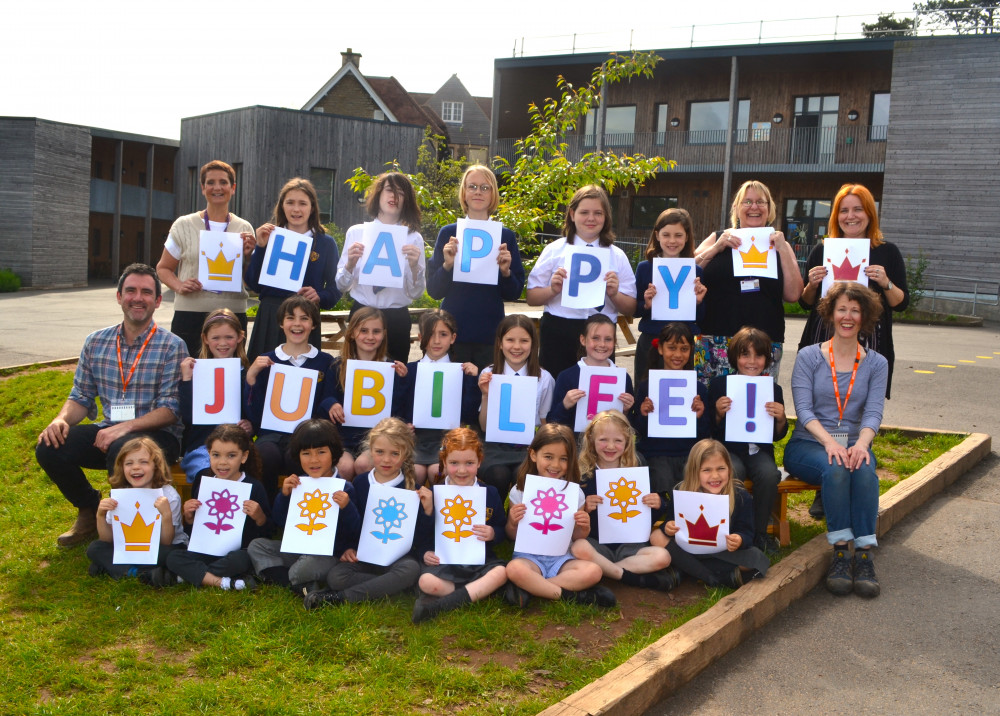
[57,507,98,547]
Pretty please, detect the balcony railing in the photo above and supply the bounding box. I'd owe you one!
[494,125,886,174]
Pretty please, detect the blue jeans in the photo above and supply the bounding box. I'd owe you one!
[783,438,879,548]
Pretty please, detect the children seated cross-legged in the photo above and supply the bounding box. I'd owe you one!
[504,424,616,609]
[547,314,634,433]
[326,306,408,481]
[411,428,508,623]
[569,411,679,592]
[87,437,187,580]
[248,419,360,595]
[245,295,338,498]
[178,308,253,483]
[651,439,769,588]
[158,424,273,590]
[303,418,420,609]
[708,327,788,554]
[397,310,480,486]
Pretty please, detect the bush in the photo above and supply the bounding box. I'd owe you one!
[905,250,929,315]
[0,268,21,292]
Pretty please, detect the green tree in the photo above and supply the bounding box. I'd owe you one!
[863,12,917,37]
[915,0,998,34]
[347,51,673,252]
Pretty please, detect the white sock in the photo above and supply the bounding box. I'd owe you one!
[220,577,232,590]
[234,578,247,591]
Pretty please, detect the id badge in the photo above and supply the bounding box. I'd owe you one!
[110,403,136,422]
[830,431,849,448]
[740,278,760,293]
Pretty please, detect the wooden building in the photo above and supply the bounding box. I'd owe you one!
[0,117,178,287]
[174,105,424,231]
[490,35,1000,317]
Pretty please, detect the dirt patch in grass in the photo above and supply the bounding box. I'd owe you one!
[0,363,76,383]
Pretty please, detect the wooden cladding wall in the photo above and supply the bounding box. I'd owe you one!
[176,107,423,231]
[881,37,1000,286]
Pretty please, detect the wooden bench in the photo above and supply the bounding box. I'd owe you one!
[171,463,191,503]
[317,308,431,352]
[744,477,819,547]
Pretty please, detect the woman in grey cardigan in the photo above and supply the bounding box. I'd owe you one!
[783,282,887,599]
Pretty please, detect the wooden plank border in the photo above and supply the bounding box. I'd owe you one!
[540,430,992,716]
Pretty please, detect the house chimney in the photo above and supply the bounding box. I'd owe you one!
[341,48,362,69]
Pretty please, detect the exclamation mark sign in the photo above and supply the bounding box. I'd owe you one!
[745,383,756,432]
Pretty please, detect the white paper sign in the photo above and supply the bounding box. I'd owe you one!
[646,370,698,438]
[279,476,346,556]
[358,222,409,289]
[357,483,420,566]
[261,364,319,433]
[257,228,314,292]
[434,484,487,565]
[412,362,463,429]
[822,238,870,296]
[724,375,775,444]
[673,490,730,554]
[484,374,537,445]
[595,467,651,544]
[343,359,395,428]
[191,358,242,425]
[731,227,778,279]
[514,475,582,556]
[188,476,253,556]
[198,231,243,292]
[651,258,697,321]
[574,365,627,432]
[454,218,502,285]
[561,245,610,309]
[110,488,164,565]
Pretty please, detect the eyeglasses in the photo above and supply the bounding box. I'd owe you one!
[741,199,769,208]
[465,183,492,194]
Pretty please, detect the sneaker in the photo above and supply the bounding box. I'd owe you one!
[303,589,345,610]
[140,566,177,588]
[88,562,105,578]
[644,566,682,592]
[561,585,617,608]
[825,547,853,596]
[809,493,825,519]
[725,567,744,589]
[503,582,531,608]
[852,550,880,598]
[756,534,781,556]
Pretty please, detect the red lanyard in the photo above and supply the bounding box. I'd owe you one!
[117,324,157,397]
[829,342,861,427]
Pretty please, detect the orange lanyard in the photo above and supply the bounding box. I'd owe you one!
[829,342,860,427]
[116,324,157,398]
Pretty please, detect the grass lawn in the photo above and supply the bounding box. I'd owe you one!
[0,368,964,715]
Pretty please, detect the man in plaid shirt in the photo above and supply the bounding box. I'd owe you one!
[36,264,188,546]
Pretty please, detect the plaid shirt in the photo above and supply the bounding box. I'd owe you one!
[68,321,188,439]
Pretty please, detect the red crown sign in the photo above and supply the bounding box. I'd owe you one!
[826,248,867,281]
[679,504,726,547]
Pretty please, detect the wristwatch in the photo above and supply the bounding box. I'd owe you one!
[884,280,894,291]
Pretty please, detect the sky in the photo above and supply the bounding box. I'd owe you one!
[1,0,917,140]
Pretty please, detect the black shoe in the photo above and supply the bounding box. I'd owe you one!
[233,574,257,592]
[412,587,472,624]
[503,582,531,608]
[725,567,744,589]
[825,547,853,596]
[561,585,617,608]
[756,534,781,555]
[88,562,105,578]
[142,566,177,588]
[852,550,880,599]
[643,566,681,592]
[809,493,825,519]
[303,589,345,610]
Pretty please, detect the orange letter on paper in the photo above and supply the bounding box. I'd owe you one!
[351,370,386,416]
[270,372,314,421]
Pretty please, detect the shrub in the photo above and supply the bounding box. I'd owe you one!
[0,268,21,292]
[905,250,929,315]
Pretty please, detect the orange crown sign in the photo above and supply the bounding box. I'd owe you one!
[201,242,239,281]
[679,504,727,547]
[114,501,161,551]
[738,242,769,270]
[826,249,867,281]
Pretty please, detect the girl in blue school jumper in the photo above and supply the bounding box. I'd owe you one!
[630,322,711,499]
[244,177,341,361]
[178,308,252,482]
[633,208,707,387]
[547,314,634,433]
[324,306,408,481]
[245,295,338,498]
[396,310,481,485]
[411,427,508,622]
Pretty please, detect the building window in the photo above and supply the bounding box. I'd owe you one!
[92,228,101,257]
[583,106,637,147]
[655,104,669,145]
[310,168,337,225]
[791,95,839,163]
[92,161,103,180]
[631,196,678,230]
[869,92,890,141]
[688,99,750,144]
[785,198,832,250]
[441,101,463,124]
